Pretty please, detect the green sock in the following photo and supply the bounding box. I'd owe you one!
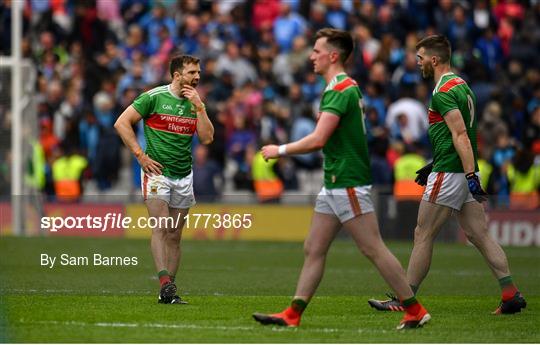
[157,270,169,278]
[291,298,308,313]
[410,285,419,295]
[498,276,513,288]
[402,296,418,307]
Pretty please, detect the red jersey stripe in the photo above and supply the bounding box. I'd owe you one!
[428,109,444,124]
[439,78,465,93]
[145,113,197,136]
[333,78,357,92]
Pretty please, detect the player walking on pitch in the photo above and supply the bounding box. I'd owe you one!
[115,55,214,304]
[252,28,430,330]
[368,35,526,314]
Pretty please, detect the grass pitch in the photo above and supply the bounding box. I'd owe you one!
[0,236,538,343]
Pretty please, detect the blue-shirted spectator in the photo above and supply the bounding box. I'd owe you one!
[273,3,306,53]
[138,2,177,55]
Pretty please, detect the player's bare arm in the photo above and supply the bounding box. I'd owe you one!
[181,84,214,145]
[114,105,163,175]
[261,112,339,160]
[444,109,475,174]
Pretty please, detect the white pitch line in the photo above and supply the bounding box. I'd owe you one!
[18,320,390,334]
[23,320,257,332]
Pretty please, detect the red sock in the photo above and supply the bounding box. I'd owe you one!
[284,306,301,318]
[404,302,421,315]
[159,275,171,287]
[401,296,421,315]
[502,284,518,301]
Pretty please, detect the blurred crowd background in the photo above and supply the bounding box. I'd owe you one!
[0,0,539,209]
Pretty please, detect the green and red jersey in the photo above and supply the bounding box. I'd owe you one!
[319,73,371,188]
[132,84,198,179]
[428,72,479,173]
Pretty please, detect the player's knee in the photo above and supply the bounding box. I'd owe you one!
[358,242,380,260]
[413,224,435,243]
[303,240,326,259]
[166,229,181,243]
[464,229,488,247]
[151,227,168,239]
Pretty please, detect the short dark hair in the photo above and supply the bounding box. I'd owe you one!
[415,35,451,64]
[169,55,200,78]
[315,28,353,64]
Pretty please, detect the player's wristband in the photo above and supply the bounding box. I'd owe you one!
[134,149,143,159]
[195,103,205,112]
[278,144,287,156]
[465,172,476,179]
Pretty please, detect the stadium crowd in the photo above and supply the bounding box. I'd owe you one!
[0,0,538,208]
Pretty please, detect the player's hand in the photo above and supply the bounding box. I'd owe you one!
[138,154,163,176]
[181,85,203,110]
[415,162,433,186]
[261,145,279,161]
[465,172,488,202]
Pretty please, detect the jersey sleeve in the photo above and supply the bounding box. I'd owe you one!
[320,90,348,117]
[132,92,153,119]
[431,91,458,116]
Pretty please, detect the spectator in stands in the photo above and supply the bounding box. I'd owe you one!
[251,0,280,33]
[391,50,421,91]
[138,2,176,56]
[290,106,320,171]
[51,144,88,202]
[122,24,148,62]
[5,0,537,205]
[474,27,504,75]
[507,148,540,209]
[273,3,307,53]
[446,4,475,49]
[193,145,223,202]
[385,91,428,144]
[215,41,257,88]
[491,130,516,207]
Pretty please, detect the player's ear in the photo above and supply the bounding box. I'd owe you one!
[330,51,339,63]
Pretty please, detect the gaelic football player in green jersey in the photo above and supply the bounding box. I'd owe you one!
[368,35,526,315]
[114,55,214,304]
[252,28,430,330]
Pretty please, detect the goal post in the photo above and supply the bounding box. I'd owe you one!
[0,0,39,236]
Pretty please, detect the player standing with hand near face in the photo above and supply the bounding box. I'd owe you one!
[368,35,526,315]
[115,55,214,304]
[252,28,430,330]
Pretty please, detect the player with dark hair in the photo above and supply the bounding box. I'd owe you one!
[368,35,526,315]
[115,55,214,304]
[252,28,430,330]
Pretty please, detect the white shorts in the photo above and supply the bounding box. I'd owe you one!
[422,172,476,210]
[314,185,375,223]
[141,170,196,209]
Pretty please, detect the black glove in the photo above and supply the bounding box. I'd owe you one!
[415,162,433,186]
[466,172,488,202]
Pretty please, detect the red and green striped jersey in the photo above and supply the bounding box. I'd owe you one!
[132,84,198,179]
[320,73,371,188]
[428,72,479,173]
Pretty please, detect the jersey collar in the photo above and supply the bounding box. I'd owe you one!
[433,72,455,94]
[325,72,347,92]
[167,84,184,100]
